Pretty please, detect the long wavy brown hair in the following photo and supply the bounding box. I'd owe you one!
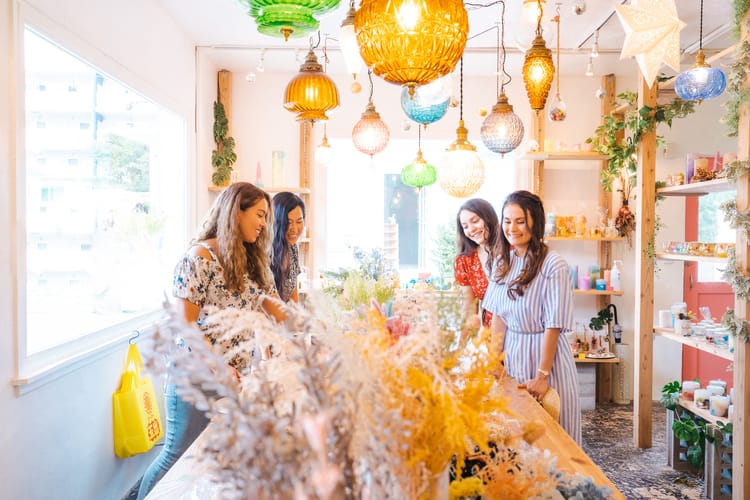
[196,182,274,292]
[455,198,499,277]
[492,190,548,299]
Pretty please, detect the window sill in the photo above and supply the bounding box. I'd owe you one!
[12,312,163,395]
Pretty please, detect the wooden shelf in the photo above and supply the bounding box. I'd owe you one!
[573,289,624,296]
[520,152,609,161]
[655,253,728,263]
[208,184,312,194]
[678,396,730,426]
[656,178,732,197]
[546,236,624,242]
[574,356,620,364]
[653,327,733,361]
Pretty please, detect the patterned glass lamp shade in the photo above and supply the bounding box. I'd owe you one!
[245,0,341,41]
[523,34,555,111]
[352,102,390,156]
[400,85,450,126]
[401,149,437,188]
[283,49,340,122]
[480,92,525,156]
[439,120,485,198]
[355,0,468,97]
[674,50,726,103]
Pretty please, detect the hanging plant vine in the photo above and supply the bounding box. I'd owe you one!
[211,100,237,187]
[724,158,750,183]
[722,308,750,342]
[720,198,750,239]
[723,0,750,137]
[722,247,750,301]
[587,90,695,194]
[586,90,694,245]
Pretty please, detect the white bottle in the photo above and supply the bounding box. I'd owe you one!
[611,260,622,291]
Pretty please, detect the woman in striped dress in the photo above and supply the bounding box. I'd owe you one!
[483,190,581,443]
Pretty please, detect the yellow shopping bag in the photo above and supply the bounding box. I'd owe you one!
[112,343,164,458]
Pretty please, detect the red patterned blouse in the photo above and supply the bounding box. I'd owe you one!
[454,249,493,327]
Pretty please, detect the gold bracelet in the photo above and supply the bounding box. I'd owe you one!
[537,368,550,378]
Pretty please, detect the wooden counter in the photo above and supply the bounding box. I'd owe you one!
[147,376,623,499]
[498,376,623,499]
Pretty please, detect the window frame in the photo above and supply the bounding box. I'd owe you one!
[12,4,192,393]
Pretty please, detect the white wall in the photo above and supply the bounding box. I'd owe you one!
[0,1,195,499]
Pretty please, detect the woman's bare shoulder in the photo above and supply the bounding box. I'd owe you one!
[187,239,216,260]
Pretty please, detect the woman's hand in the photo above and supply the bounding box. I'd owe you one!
[523,373,550,401]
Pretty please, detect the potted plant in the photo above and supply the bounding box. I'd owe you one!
[660,380,733,470]
[211,100,237,187]
[586,90,694,244]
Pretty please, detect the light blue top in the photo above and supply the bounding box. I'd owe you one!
[482,250,574,334]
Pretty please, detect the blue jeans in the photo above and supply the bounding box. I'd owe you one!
[136,384,209,499]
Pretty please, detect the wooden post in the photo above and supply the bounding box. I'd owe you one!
[634,75,656,448]
[299,121,314,275]
[732,16,750,497]
[596,74,618,402]
[532,111,545,197]
[218,70,232,136]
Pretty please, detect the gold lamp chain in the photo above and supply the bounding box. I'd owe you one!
[367,68,374,104]
[535,0,543,36]
[459,57,464,121]
[555,3,561,99]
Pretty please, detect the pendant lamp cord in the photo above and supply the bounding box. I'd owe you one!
[554,3,561,99]
[496,1,511,95]
[535,0,543,36]
[418,123,422,150]
[459,57,464,121]
[368,68,374,104]
[699,0,704,50]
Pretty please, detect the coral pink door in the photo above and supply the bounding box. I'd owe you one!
[683,195,734,388]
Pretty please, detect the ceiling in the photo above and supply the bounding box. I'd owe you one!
[158,0,736,80]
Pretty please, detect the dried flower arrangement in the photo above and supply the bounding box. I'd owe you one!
[144,290,612,499]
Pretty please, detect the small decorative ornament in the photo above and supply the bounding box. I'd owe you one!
[548,5,566,122]
[614,0,685,87]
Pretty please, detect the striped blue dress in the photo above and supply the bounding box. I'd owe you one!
[482,250,581,444]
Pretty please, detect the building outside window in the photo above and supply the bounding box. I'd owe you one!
[21,27,187,368]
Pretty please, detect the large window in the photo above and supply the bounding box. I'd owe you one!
[21,27,187,367]
[696,190,735,282]
[323,138,517,283]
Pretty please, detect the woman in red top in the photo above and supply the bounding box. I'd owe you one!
[454,198,500,330]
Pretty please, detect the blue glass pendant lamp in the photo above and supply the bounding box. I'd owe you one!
[400,77,451,126]
[674,0,726,102]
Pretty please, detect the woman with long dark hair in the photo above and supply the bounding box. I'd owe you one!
[271,191,306,303]
[483,190,580,443]
[454,198,500,330]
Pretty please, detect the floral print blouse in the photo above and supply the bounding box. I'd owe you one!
[454,249,493,327]
[278,244,301,302]
[173,242,276,370]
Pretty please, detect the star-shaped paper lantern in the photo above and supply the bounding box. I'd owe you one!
[615,0,685,87]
